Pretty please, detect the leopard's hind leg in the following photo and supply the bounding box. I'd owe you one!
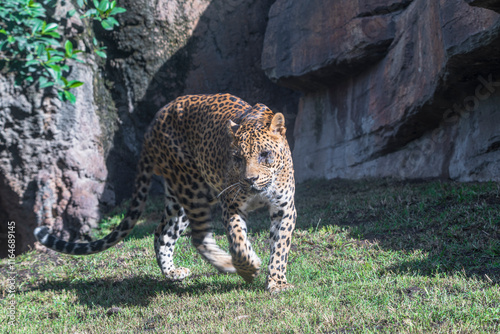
[154,187,191,281]
[183,201,236,275]
[190,218,237,274]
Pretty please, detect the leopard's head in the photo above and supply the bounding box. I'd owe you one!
[228,111,288,193]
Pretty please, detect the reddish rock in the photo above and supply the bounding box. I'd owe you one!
[263,0,500,181]
[0,61,109,255]
[262,0,408,91]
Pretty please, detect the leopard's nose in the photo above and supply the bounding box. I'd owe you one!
[245,175,259,184]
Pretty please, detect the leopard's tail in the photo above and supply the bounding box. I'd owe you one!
[34,153,154,255]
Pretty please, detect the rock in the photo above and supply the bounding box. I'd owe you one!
[0,1,115,256]
[262,0,407,91]
[0,61,108,256]
[262,0,500,182]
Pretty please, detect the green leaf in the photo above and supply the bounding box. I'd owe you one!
[43,22,58,32]
[104,16,119,27]
[65,40,73,57]
[30,6,46,18]
[28,0,42,9]
[77,0,84,8]
[45,56,64,64]
[39,37,61,46]
[46,65,62,80]
[71,55,85,63]
[0,41,8,51]
[36,44,45,57]
[29,18,44,35]
[95,50,107,58]
[98,0,110,12]
[26,59,40,66]
[38,76,54,88]
[67,9,76,17]
[49,49,65,58]
[101,19,112,30]
[64,90,76,104]
[68,80,84,88]
[47,64,62,72]
[81,9,98,18]
[110,7,126,15]
[42,31,60,38]
[16,37,28,51]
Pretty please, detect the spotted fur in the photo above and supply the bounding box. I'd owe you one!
[34,93,297,292]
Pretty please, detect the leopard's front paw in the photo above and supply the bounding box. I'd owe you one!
[236,267,261,283]
[164,267,191,281]
[234,257,262,283]
[266,277,294,293]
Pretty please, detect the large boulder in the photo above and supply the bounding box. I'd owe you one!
[262,0,500,182]
[0,0,115,256]
[0,52,109,256]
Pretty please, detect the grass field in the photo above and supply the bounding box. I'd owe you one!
[1,178,499,333]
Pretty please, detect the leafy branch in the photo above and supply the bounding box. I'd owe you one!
[0,0,126,103]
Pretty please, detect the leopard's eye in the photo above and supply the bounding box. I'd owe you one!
[233,155,243,164]
[258,151,273,164]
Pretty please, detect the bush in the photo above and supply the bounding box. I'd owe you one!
[0,0,126,103]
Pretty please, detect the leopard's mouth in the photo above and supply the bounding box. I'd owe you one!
[242,180,271,193]
[249,185,264,193]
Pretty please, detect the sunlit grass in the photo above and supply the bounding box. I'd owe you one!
[1,179,499,333]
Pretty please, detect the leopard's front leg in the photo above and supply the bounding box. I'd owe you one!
[222,206,262,283]
[266,201,296,293]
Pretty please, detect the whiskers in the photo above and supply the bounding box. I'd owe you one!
[217,182,245,206]
[230,188,242,205]
[217,178,272,205]
[217,182,241,199]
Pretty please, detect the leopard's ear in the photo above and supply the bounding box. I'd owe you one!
[228,120,240,137]
[270,113,286,137]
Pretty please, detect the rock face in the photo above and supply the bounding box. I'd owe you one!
[0,0,298,256]
[263,0,500,182]
[0,0,113,256]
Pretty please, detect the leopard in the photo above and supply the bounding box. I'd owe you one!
[34,93,297,293]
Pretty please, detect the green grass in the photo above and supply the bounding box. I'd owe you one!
[1,179,499,333]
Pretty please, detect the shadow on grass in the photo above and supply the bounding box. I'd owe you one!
[29,274,252,308]
[294,178,500,284]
